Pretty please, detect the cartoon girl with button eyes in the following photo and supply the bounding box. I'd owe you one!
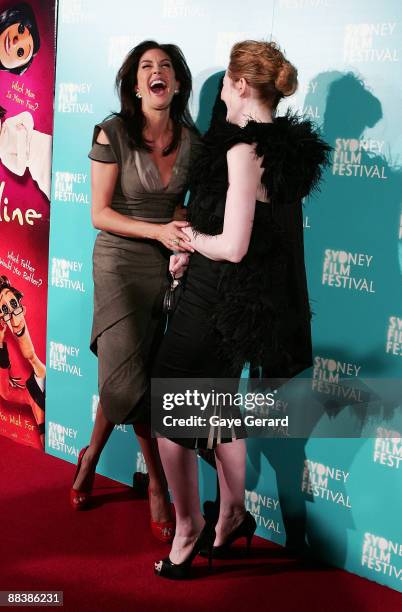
[0,275,46,448]
[0,2,40,75]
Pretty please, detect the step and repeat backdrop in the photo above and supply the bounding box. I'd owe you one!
[45,0,402,591]
[0,0,57,450]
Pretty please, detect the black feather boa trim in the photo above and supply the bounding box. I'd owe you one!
[188,110,331,235]
[187,112,331,376]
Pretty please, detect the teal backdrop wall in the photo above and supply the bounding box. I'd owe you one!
[46,0,402,591]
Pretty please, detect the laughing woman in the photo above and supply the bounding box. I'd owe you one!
[69,41,198,544]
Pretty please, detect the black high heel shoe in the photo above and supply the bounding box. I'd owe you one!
[154,522,215,580]
[200,511,257,559]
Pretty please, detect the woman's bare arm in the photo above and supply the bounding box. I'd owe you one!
[183,143,262,262]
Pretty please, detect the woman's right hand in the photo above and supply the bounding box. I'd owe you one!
[156,221,194,253]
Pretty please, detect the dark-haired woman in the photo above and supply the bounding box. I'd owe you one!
[0,3,40,74]
[70,41,198,543]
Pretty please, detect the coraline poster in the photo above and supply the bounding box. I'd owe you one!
[0,1,57,449]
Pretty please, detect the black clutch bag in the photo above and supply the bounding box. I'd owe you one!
[162,272,183,316]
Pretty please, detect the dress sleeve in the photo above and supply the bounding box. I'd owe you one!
[88,123,118,164]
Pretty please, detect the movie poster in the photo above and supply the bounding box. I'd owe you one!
[0,1,57,449]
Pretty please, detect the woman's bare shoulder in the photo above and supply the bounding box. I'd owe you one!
[95,129,110,145]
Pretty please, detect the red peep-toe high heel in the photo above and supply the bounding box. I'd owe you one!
[148,490,175,543]
[70,446,94,511]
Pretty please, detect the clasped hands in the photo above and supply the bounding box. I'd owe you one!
[157,220,195,255]
[155,219,195,278]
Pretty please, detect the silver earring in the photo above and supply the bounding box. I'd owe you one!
[174,89,179,95]
[136,91,142,99]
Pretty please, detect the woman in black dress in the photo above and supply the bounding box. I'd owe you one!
[153,40,331,578]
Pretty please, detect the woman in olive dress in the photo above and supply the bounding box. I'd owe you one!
[70,40,198,543]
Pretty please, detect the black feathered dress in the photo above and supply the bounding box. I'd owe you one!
[152,111,331,449]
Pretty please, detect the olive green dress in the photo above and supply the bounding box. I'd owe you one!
[88,115,196,424]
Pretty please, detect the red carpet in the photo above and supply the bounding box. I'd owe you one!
[0,436,400,612]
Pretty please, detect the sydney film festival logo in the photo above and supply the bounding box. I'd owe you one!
[60,0,95,24]
[312,354,362,400]
[302,460,351,508]
[49,341,82,377]
[108,36,138,68]
[332,138,388,180]
[322,249,374,293]
[362,533,402,581]
[245,489,281,534]
[297,79,320,123]
[48,421,78,457]
[58,82,93,114]
[215,32,247,65]
[344,22,399,63]
[51,257,86,292]
[386,316,402,357]
[54,172,89,205]
[313,355,361,383]
[374,428,402,470]
[163,0,206,18]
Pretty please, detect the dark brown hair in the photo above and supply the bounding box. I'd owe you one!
[114,40,197,154]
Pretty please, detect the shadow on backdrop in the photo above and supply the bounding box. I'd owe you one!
[246,71,402,567]
[194,71,225,133]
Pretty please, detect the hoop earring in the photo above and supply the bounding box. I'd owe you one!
[136,91,142,99]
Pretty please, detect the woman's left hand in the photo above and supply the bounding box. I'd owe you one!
[169,253,190,278]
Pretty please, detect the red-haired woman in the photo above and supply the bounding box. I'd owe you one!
[153,40,330,578]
